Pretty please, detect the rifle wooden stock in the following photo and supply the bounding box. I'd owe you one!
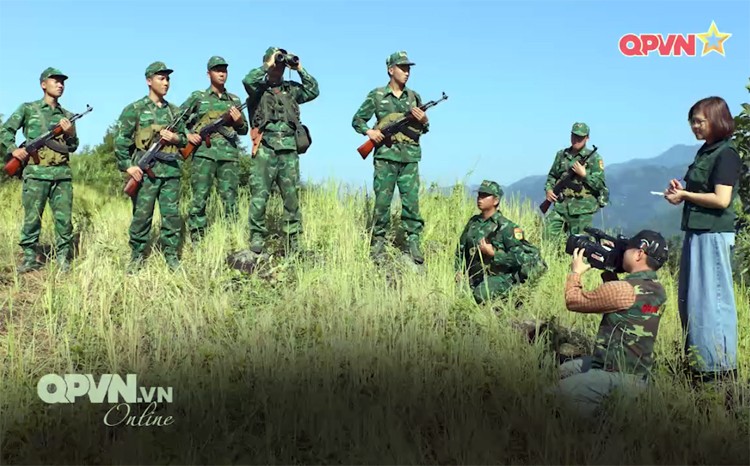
[250,128,262,158]
[180,142,197,160]
[123,169,155,198]
[123,176,140,198]
[3,157,22,177]
[539,199,552,214]
[357,139,375,159]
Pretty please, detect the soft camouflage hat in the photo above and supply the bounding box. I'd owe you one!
[386,51,415,67]
[145,61,173,78]
[626,230,669,266]
[40,67,68,82]
[263,46,286,63]
[571,122,590,136]
[207,56,228,70]
[477,180,503,198]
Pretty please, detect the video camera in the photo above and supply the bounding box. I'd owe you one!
[565,227,628,273]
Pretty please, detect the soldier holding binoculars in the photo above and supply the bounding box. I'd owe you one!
[241,47,319,257]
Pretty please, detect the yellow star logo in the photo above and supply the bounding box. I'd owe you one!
[696,21,731,56]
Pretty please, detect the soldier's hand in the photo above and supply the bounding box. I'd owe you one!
[572,161,586,178]
[410,107,428,125]
[546,189,558,202]
[126,166,144,182]
[366,129,385,144]
[571,248,591,274]
[160,129,180,144]
[59,118,75,136]
[187,133,203,145]
[229,106,243,123]
[478,238,495,257]
[11,148,29,161]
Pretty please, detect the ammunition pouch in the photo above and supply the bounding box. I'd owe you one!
[292,122,311,154]
[135,124,178,155]
[33,138,69,166]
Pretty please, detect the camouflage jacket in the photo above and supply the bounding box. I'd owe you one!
[1,99,79,180]
[179,87,249,161]
[454,210,543,282]
[352,85,430,163]
[544,146,607,216]
[114,96,188,178]
[591,270,667,376]
[242,65,319,152]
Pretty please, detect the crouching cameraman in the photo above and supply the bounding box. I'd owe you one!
[552,229,669,418]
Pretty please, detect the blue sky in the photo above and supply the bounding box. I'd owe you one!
[1,0,748,190]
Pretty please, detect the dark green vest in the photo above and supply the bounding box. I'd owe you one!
[248,81,300,131]
[681,138,739,232]
[590,271,667,376]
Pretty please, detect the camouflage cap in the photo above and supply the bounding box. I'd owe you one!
[386,51,415,68]
[626,230,669,266]
[263,46,284,63]
[207,56,228,70]
[571,122,590,136]
[477,180,503,198]
[40,67,68,82]
[145,61,173,78]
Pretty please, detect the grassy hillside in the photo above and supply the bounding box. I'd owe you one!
[0,172,749,464]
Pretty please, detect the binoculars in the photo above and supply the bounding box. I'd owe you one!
[274,49,299,67]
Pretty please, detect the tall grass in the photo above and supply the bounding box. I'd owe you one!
[0,176,748,464]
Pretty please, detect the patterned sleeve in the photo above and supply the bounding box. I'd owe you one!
[565,273,636,313]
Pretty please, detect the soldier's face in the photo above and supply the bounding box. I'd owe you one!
[41,77,65,98]
[147,73,170,96]
[477,193,497,210]
[389,65,410,85]
[267,64,284,82]
[570,134,588,150]
[208,67,228,86]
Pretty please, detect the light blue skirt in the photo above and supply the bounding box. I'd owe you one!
[678,231,738,373]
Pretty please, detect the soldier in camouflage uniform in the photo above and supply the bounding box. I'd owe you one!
[352,51,430,264]
[181,56,249,241]
[114,61,188,272]
[242,47,319,256]
[553,230,669,418]
[543,122,608,241]
[454,180,546,304]
[1,67,79,273]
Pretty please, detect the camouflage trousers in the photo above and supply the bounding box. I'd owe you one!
[129,176,181,258]
[372,159,424,242]
[20,177,73,259]
[249,145,301,242]
[188,156,239,235]
[470,273,514,304]
[543,208,594,241]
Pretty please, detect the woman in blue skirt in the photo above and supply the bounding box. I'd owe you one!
[664,96,742,384]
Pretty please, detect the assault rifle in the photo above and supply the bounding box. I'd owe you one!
[4,104,93,177]
[123,106,191,198]
[539,145,598,214]
[179,102,248,159]
[357,92,448,160]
